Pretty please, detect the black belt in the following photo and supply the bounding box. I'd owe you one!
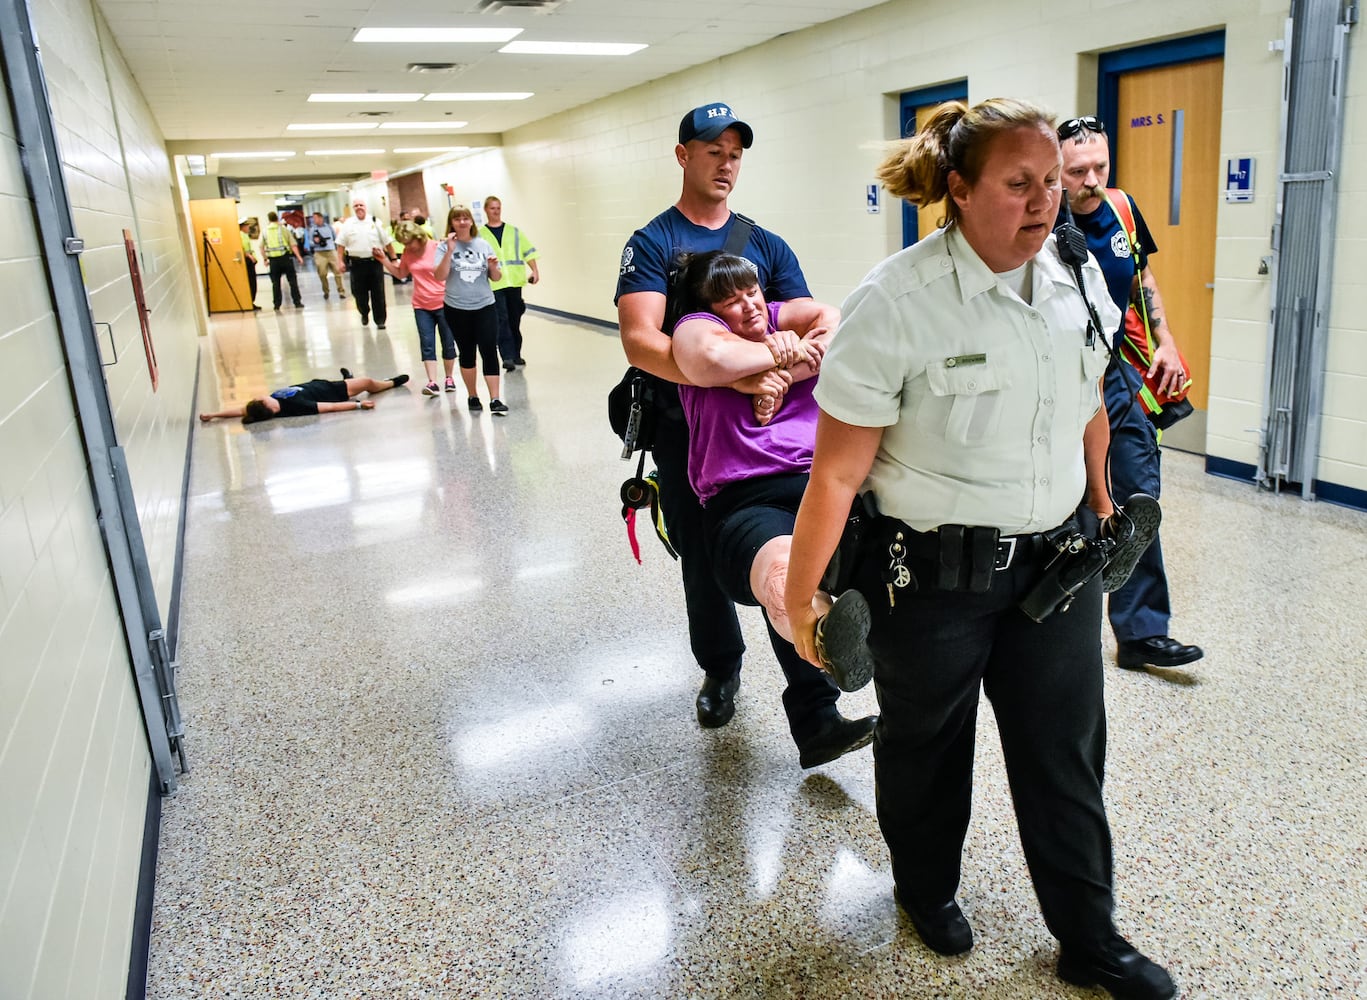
[898,524,1066,571]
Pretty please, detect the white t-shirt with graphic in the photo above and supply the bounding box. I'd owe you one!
[433,237,496,310]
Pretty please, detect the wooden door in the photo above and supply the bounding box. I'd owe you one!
[1114,57,1223,411]
[915,104,953,241]
[189,198,253,313]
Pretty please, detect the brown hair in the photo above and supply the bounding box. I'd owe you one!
[875,98,1056,227]
[674,251,760,321]
[445,204,476,236]
[242,399,274,424]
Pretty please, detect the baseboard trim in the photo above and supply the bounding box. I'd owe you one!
[526,302,618,332]
[124,769,163,1000]
[1205,455,1367,512]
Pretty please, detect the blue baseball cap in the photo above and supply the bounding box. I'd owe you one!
[679,103,754,148]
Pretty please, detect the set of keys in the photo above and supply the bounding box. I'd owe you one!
[883,530,914,607]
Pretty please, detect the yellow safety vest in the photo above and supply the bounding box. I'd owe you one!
[480,223,538,290]
[263,223,293,257]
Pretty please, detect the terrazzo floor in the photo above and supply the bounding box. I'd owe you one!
[147,280,1367,999]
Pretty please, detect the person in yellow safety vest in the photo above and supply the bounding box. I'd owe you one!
[239,219,261,311]
[262,211,304,310]
[479,196,541,370]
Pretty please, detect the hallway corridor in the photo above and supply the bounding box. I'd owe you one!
[147,289,1366,998]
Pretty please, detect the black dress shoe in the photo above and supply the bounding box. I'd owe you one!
[1058,943,1175,999]
[895,893,973,956]
[797,713,876,769]
[1117,635,1204,670]
[696,674,739,728]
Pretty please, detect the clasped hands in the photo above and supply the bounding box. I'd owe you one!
[747,327,827,425]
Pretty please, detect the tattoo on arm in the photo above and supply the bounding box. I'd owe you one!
[1134,284,1161,327]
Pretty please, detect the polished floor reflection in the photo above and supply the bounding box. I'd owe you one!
[148,285,1367,998]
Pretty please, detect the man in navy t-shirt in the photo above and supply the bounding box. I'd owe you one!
[614,102,875,768]
[1057,116,1202,673]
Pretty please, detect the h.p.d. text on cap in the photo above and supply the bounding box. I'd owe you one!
[679,103,754,148]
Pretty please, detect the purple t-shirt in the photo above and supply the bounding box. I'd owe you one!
[677,301,818,504]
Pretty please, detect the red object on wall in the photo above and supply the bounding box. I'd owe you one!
[123,229,158,391]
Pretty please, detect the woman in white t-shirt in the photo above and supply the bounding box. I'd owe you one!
[434,205,506,413]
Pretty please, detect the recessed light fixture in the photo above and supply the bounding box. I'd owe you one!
[211,151,298,158]
[377,121,468,130]
[303,149,386,156]
[392,146,471,154]
[286,123,380,131]
[354,27,522,43]
[422,92,533,101]
[308,93,423,103]
[499,41,645,56]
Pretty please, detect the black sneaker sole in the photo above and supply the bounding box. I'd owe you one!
[814,590,876,692]
[1102,494,1161,592]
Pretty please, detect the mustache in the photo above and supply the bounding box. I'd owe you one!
[1068,183,1106,206]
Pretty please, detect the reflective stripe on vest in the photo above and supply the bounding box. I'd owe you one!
[263,223,290,255]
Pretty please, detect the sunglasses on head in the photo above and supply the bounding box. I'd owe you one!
[1058,116,1105,140]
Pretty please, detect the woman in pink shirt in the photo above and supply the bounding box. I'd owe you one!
[375,221,457,396]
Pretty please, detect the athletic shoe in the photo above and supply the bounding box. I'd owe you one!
[389,374,409,387]
[422,381,441,396]
[489,399,509,415]
[514,357,527,366]
[502,360,516,372]
[814,590,876,692]
[376,323,386,330]
[444,378,457,393]
[339,367,354,379]
[468,396,483,412]
[1101,493,1162,593]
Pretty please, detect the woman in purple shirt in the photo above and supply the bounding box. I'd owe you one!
[671,251,872,692]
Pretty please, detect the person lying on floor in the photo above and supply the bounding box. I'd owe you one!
[198,368,409,424]
[671,250,875,697]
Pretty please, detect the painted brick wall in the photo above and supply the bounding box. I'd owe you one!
[0,0,204,995]
[418,0,1366,493]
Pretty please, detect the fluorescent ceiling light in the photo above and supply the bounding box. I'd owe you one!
[354,27,521,43]
[499,41,646,56]
[308,93,423,103]
[392,146,471,153]
[303,149,385,156]
[378,121,467,130]
[286,123,379,131]
[211,150,297,158]
[423,92,533,102]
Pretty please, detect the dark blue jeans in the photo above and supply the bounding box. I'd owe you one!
[857,538,1119,953]
[494,286,526,363]
[1102,361,1169,642]
[414,307,455,362]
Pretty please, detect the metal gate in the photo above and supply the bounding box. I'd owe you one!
[1258,0,1359,497]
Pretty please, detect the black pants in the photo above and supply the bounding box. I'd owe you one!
[244,260,257,305]
[267,255,300,308]
[856,528,1119,953]
[443,304,500,376]
[705,473,841,743]
[347,257,387,326]
[652,410,844,744]
[494,286,526,363]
